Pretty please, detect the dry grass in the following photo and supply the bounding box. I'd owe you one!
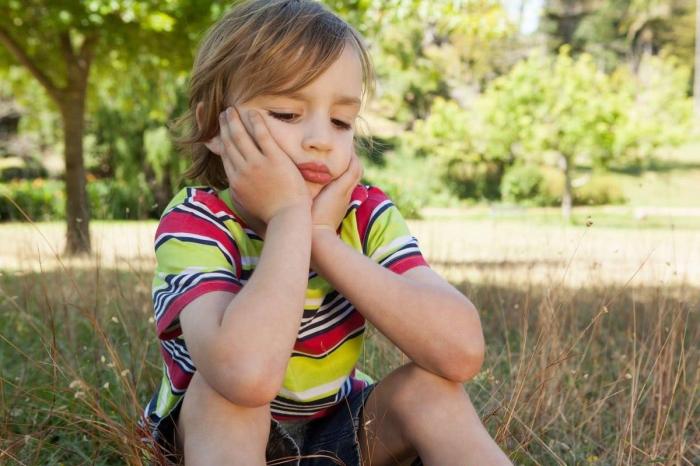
[0,219,698,465]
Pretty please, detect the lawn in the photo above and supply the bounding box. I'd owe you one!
[0,219,698,465]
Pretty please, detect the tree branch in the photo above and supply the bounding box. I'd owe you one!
[0,26,61,101]
[78,31,99,77]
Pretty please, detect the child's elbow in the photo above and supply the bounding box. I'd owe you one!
[443,307,486,383]
[443,338,485,383]
[213,361,282,407]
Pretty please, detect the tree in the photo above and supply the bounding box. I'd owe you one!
[0,0,228,254]
[541,0,695,72]
[474,48,626,217]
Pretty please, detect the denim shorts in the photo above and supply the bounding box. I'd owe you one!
[267,383,422,466]
[149,383,422,465]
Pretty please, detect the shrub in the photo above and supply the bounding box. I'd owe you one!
[574,175,626,206]
[0,156,48,182]
[446,159,503,200]
[0,179,65,221]
[500,165,563,206]
[0,178,159,222]
[87,178,156,220]
[500,165,543,204]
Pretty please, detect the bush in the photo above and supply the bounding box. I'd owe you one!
[0,156,48,182]
[0,178,159,222]
[574,176,626,206]
[446,159,503,200]
[0,179,65,221]
[500,165,563,206]
[87,178,157,220]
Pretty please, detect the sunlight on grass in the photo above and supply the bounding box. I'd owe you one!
[1,220,698,465]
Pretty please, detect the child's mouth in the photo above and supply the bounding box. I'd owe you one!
[297,162,332,185]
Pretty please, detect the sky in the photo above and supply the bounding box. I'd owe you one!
[501,0,545,35]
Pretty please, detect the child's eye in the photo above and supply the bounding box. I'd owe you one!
[332,119,352,130]
[267,111,298,122]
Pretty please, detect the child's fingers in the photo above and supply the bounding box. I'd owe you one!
[248,110,284,159]
[220,151,238,179]
[227,107,264,162]
[340,152,363,190]
[218,111,246,168]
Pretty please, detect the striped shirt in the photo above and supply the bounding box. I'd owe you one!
[142,184,429,436]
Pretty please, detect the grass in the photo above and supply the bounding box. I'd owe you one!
[0,220,698,465]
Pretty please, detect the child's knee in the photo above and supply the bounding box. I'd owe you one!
[178,371,272,444]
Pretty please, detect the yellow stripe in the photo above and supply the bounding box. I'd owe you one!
[282,334,363,401]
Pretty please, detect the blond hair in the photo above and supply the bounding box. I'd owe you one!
[173,0,375,189]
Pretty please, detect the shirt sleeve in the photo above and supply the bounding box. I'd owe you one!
[356,186,430,274]
[151,189,244,340]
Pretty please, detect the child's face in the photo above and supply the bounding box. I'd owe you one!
[236,45,363,199]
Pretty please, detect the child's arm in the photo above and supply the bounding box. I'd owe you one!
[178,108,313,407]
[310,231,485,382]
[179,203,311,407]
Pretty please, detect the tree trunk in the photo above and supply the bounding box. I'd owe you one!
[559,153,572,220]
[59,92,91,255]
[0,28,97,255]
[694,0,700,116]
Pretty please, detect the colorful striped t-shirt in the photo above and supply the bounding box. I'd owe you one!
[142,184,429,436]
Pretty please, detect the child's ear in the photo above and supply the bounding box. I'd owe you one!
[195,101,224,156]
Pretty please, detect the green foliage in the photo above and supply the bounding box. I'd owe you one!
[367,0,516,123]
[501,164,544,205]
[405,97,503,200]
[87,178,157,220]
[0,178,158,222]
[500,164,563,207]
[500,165,626,207]
[0,156,48,181]
[574,175,626,206]
[541,0,695,73]
[479,47,623,169]
[0,179,65,221]
[610,55,693,166]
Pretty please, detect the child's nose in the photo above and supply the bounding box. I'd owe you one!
[302,119,333,153]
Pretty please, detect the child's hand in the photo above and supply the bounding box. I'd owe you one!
[217,107,311,224]
[311,151,365,233]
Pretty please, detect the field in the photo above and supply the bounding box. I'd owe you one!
[0,217,698,465]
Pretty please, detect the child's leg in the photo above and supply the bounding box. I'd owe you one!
[176,371,271,466]
[358,363,511,466]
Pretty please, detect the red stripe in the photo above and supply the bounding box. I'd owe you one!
[389,255,430,275]
[159,210,242,272]
[294,311,365,354]
[158,280,242,339]
[272,403,339,422]
[160,346,193,391]
[355,186,389,245]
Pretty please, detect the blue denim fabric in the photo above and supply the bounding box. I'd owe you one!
[269,384,423,466]
[149,383,422,465]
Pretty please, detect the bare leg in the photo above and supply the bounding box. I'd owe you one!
[176,372,271,466]
[358,363,511,466]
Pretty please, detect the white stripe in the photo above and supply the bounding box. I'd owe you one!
[370,199,392,220]
[277,375,347,401]
[301,294,343,323]
[370,235,415,261]
[292,325,364,358]
[154,270,239,319]
[176,203,232,237]
[241,256,259,267]
[155,232,235,267]
[298,304,354,339]
[380,246,420,267]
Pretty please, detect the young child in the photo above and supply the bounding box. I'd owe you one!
[141,1,512,465]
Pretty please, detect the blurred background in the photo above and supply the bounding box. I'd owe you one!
[0,1,698,465]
